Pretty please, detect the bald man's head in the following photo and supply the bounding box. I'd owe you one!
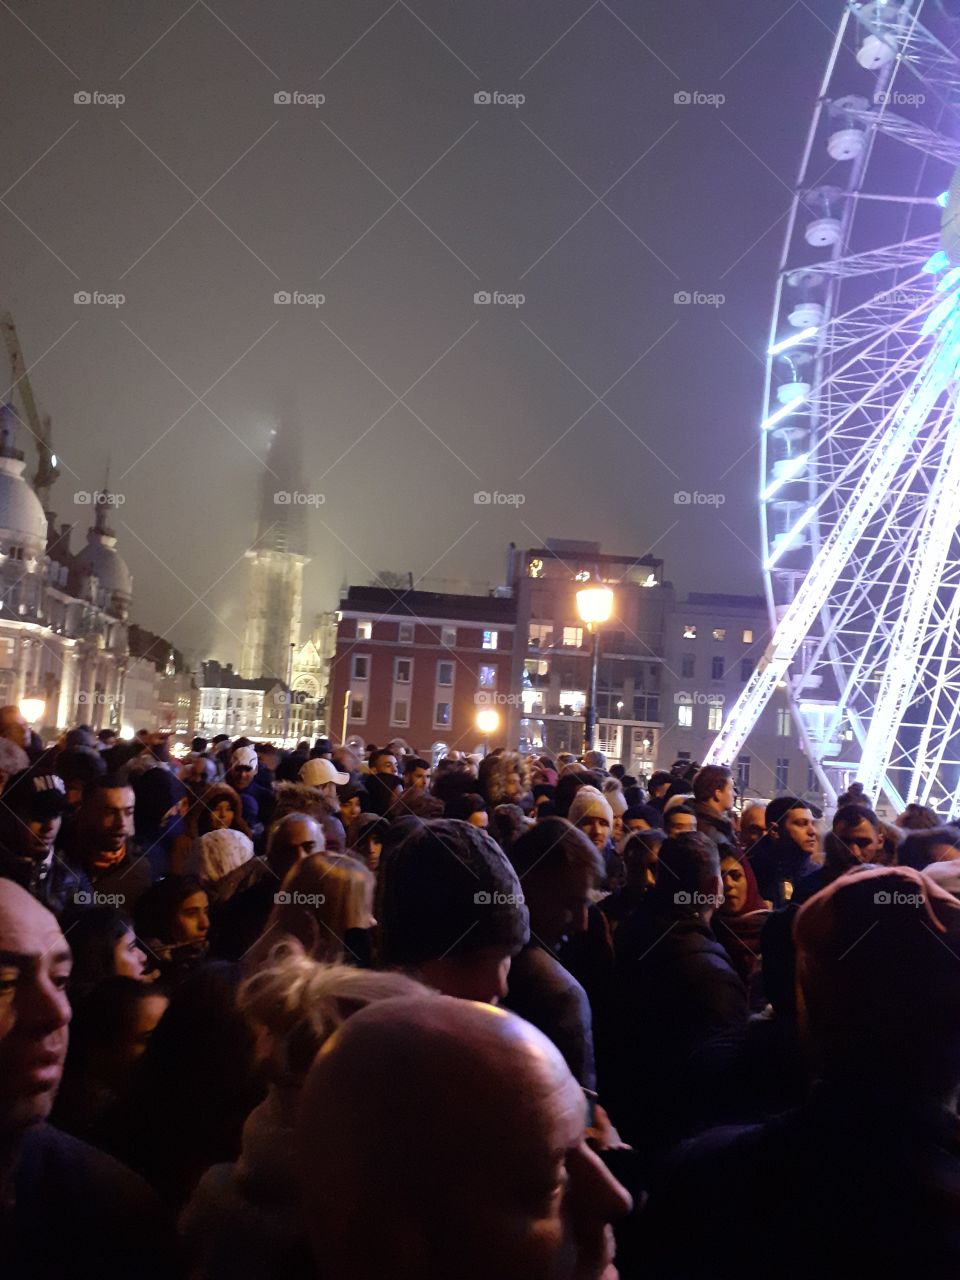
[0,881,72,1135]
[298,995,630,1280]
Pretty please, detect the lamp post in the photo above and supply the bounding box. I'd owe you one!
[576,584,614,756]
[476,706,500,756]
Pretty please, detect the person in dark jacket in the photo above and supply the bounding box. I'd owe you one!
[0,879,178,1278]
[692,764,738,857]
[748,795,821,907]
[503,817,605,1091]
[641,865,960,1280]
[794,803,882,904]
[0,767,89,919]
[64,775,153,913]
[610,832,747,1164]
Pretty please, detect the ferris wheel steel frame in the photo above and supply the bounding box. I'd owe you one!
[706,1,960,813]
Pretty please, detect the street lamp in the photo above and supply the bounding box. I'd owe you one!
[576,584,614,755]
[19,696,45,726]
[476,706,500,755]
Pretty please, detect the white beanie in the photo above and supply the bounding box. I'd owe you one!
[231,745,258,771]
[198,827,254,882]
[606,788,628,818]
[567,785,613,829]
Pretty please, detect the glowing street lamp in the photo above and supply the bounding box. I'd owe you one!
[19,696,45,725]
[576,584,614,755]
[476,706,500,755]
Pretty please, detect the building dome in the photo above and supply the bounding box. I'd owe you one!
[75,522,133,600]
[0,453,47,550]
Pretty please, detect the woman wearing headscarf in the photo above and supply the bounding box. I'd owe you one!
[713,852,769,1011]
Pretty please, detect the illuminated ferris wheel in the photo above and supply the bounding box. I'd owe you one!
[708,0,960,813]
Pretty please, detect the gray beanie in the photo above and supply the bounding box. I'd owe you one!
[377,818,530,967]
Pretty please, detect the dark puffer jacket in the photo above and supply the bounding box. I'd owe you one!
[0,846,92,919]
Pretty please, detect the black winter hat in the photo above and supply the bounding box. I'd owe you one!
[377,818,529,967]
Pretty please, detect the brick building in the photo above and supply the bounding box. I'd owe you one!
[329,587,517,759]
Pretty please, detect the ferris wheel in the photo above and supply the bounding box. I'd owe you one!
[706,0,960,814]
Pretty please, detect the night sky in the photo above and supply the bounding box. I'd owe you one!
[0,0,845,664]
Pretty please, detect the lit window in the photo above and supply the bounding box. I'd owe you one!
[437,661,454,687]
[712,628,726,641]
[352,655,370,681]
[529,558,544,578]
[562,626,583,648]
[441,626,457,647]
[678,704,693,728]
[528,623,552,648]
[777,708,791,736]
[394,657,412,684]
[434,701,451,728]
[574,569,591,582]
[479,664,497,688]
[707,704,723,732]
[683,625,697,639]
[482,630,498,650]
[398,622,414,644]
[357,620,372,640]
[559,690,586,715]
[742,629,753,644]
[711,656,724,680]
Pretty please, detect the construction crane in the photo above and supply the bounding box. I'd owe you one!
[0,311,60,509]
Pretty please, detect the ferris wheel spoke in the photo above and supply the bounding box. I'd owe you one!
[850,2,960,114]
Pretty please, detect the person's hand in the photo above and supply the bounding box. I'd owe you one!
[586,1103,631,1152]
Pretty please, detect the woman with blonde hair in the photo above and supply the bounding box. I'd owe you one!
[248,852,374,969]
[180,943,427,1279]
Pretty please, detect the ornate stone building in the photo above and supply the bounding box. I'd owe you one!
[0,405,131,736]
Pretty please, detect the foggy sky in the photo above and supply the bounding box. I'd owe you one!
[0,0,842,665]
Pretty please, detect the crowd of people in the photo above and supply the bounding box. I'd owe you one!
[2,708,960,1277]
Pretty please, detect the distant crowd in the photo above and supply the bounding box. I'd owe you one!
[2,711,960,1278]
